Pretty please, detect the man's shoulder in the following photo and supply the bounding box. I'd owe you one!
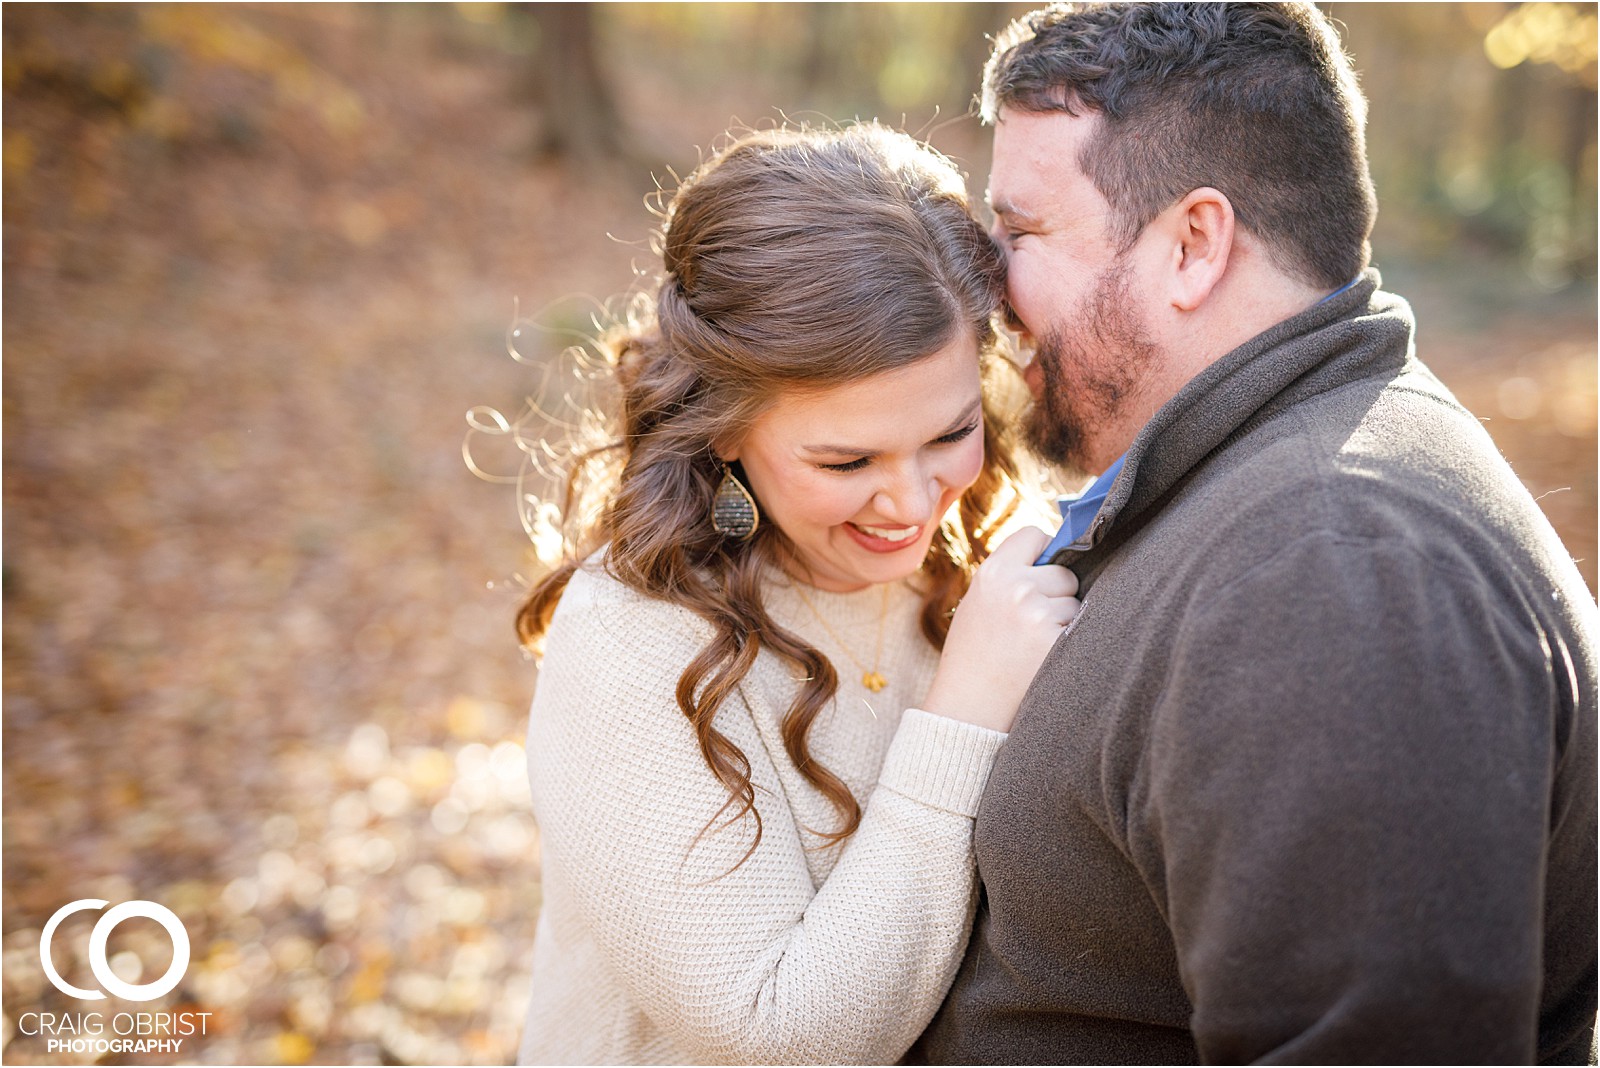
[1183,360,1544,563]
[1226,358,1485,491]
[1085,358,1591,658]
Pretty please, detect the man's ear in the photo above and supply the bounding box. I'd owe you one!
[1162,187,1234,312]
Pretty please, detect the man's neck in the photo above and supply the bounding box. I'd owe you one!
[1169,253,1345,385]
[1100,260,1355,471]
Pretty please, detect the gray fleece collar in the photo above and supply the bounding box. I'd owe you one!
[1046,268,1413,568]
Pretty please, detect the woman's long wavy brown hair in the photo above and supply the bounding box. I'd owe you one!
[516,123,1024,860]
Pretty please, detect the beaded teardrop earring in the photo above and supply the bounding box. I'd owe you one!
[710,466,759,540]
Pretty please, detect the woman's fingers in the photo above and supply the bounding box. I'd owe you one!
[1029,563,1080,599]
[920,527,1085,731]
[1048,595,1082,625]
[1018,586,1079,626]
[988,529,1080,597]
[992,525,1052,562]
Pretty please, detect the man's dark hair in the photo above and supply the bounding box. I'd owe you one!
[982,2,1376,289]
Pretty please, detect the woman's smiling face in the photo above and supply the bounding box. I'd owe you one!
[723,333,987,592]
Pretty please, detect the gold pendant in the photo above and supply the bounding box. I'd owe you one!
[862,671,887,693]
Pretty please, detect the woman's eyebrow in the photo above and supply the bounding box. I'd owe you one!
[799,400,982,456]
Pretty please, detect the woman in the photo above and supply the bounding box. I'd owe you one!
[513,123,1078,1065]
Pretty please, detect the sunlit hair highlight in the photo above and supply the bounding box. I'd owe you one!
[480,123,1024,865]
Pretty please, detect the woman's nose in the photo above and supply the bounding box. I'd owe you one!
[871,464,938,525]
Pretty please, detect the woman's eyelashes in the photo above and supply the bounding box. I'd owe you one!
[816,420,980,473]
[936,420,980,446]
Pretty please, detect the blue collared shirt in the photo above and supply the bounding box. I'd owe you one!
[1035,453,1126,564]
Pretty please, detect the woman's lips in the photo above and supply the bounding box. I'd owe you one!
[844,521,923,553]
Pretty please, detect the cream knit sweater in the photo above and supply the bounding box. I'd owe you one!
[516,561,1006,1065]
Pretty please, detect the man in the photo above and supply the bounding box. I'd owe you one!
[915,3,1598,1063]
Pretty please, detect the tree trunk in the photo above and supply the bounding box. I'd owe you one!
[522,3,628,164]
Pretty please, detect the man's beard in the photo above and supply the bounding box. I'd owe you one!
[1021,262,1161,478]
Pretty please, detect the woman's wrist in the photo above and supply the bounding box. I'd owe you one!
[921,675,1013,733]
[880,708,1006,817]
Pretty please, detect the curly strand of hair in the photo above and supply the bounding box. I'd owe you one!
[513,431,629,653]
[664,543,865,860]
[728,549,863,848]
[676,609,765,858]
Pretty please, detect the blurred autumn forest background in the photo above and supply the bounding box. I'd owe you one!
[2,3,1595,1065]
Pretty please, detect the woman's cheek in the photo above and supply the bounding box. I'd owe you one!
[791,468,867,526]
[950,434,986,494]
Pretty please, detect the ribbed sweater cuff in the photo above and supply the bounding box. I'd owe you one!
[878,708,1006,818]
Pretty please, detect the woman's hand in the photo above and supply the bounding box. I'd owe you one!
[921,527,1080,733]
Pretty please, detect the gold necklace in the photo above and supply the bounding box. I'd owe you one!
[793,583,891,692]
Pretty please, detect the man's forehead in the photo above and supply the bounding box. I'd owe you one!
[987,108,1096,214]
[985,119,1031,215]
